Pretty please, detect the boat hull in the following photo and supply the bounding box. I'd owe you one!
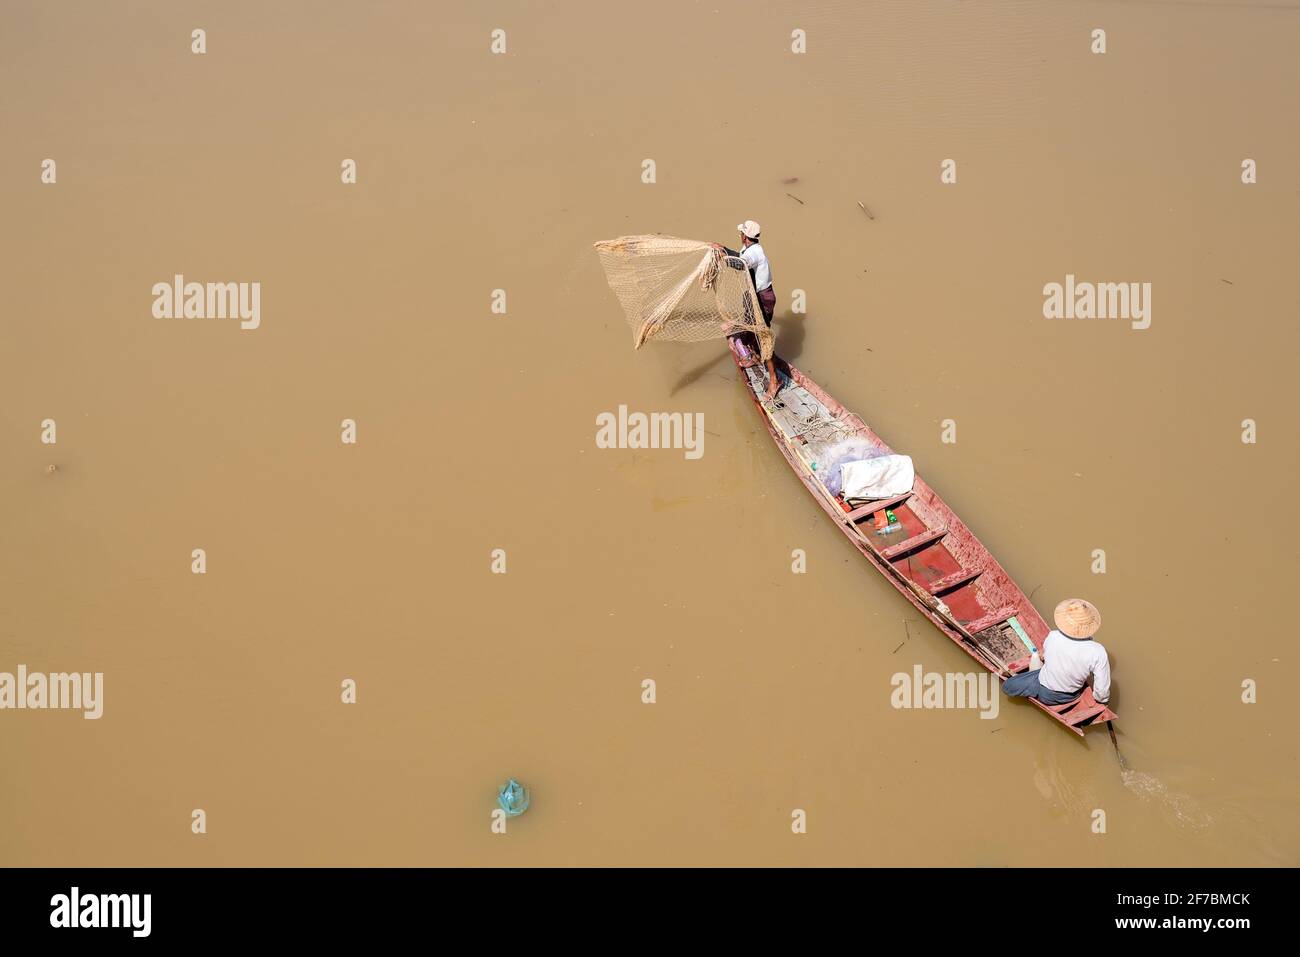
[728,338,1117,735]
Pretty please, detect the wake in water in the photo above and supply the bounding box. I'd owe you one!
[1032,742,1217,836]
[1120,768,1215,832]
[1029,742,1292,863]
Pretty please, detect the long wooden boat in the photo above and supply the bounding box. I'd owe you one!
[728,336,1117,735]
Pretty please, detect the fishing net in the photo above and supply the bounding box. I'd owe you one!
[593,235,774,361]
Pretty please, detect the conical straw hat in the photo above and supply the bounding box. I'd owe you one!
[1054,599,1101,639]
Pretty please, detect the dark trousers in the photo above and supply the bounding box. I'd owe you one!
[1002,669,1081,706]
[757,287,776,327]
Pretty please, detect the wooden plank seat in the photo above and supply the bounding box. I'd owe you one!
[881,526,947,560]
[963,606,1019,636]
[926,567,981,595]
[843,492,914,525]
[1047,686,1113,727]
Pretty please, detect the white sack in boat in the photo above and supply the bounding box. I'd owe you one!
[819,437,880,497]
[840,454,915,503]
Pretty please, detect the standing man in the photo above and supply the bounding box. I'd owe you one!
[1002,599,1112,707]
[714,220,779,400]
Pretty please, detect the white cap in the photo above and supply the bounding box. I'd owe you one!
[736,220,761,239]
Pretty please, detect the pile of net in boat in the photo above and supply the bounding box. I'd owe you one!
[593,235,774,361]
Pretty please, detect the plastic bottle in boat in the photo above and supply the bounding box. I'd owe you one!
[875,522,902,536]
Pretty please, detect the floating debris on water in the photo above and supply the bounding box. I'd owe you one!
[498,778,530,817]
[46,464,58,474]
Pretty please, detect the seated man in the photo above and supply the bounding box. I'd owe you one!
[1002,599,1111,707]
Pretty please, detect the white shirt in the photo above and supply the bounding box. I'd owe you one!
[739,242,772,292]
[1038,630,1111,702]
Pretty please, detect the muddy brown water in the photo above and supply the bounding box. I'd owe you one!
[2,1,1297,865]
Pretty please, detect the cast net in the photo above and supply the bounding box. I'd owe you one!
[593,235,773,361]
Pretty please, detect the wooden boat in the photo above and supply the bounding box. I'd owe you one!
[728,337,1117,735]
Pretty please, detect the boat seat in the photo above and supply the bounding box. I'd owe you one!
[843,492,913,525]
[1047,687,1113,727]
[963,605,1019,636]
[1007,654,1032,675]
[926,568,981,595]
[880,526,947,560]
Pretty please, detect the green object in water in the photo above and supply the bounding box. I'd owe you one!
[498,778,530,817]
